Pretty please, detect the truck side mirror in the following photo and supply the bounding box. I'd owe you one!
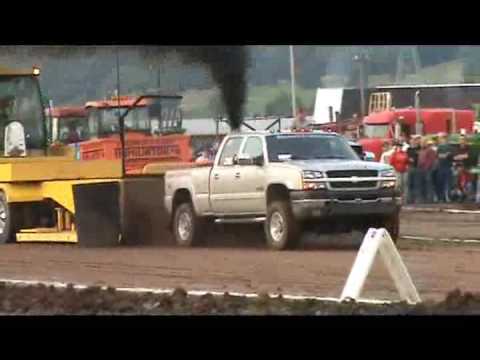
[4,121,27,157]
[253,155,264,166]
[238,154,264,166]
[237,154,253,166]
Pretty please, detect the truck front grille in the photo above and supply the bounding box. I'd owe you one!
[326,170,379,190]
[326,170,378,178]
[330,181,378,189]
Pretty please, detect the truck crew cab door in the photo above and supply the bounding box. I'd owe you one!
[236,136,267,214]
[210,136,245,214]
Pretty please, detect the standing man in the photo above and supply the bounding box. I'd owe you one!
[406,135,421,204]
[65,123,80,144]
[436,133,453,203]
[291,108,311,131]
[453,135,472,202]
[380,141,395,164]
[418,139,438,203]
[389,141,409,202]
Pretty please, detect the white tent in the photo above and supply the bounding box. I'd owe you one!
[313,88,344,124]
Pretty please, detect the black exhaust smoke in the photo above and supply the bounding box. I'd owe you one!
[139,46,250,130]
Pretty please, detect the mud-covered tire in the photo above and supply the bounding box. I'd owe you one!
[265,201,301,250]
[0,193,13,244]
[173,202,205,247]
[383,211,400,244]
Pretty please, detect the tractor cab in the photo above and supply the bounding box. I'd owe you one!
[0,66,46,157]
[85,94,183,140]
[46,106,88,145]
[80,93,192,174]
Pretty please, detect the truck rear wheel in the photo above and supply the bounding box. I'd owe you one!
[265,201,301,250]
[173,202,205,247]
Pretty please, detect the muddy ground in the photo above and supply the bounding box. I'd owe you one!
[0,282,479,315]
[0,209,478,314]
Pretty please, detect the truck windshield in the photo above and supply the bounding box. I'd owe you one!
[91,106,150,136]
[266,134,359,162]
[0,76,46,152]
[363,124,389,138]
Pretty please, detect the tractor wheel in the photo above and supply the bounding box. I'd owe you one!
[0,193,14,244]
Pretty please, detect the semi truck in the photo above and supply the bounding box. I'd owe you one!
[359,92,475,160]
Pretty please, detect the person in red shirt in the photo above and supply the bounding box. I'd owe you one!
[389,141,409,202]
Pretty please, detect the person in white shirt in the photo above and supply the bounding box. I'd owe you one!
[290,108,311,130]
[380,141,395,164]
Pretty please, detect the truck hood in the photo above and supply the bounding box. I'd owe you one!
[284,159,391,172]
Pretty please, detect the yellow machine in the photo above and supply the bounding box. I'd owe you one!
[0,65,173,246]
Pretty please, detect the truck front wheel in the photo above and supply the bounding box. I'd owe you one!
[173,202,205,247]
[383,211,400,244]
[265,201,301,250]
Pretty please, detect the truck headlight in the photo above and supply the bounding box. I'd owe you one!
[302,171,325,190]
[302,170,324,180]
[379,169,395,178]
[381,180,396,188]
[379,168,396,188]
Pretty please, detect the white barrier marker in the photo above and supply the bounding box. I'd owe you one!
[341,228,421,305]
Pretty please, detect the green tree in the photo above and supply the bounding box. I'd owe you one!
[265,92,304,116]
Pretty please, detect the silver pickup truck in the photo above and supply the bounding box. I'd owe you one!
[164,131,401,250]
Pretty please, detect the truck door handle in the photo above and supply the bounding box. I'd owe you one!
[235,172,241,178]
[214,174,220,180]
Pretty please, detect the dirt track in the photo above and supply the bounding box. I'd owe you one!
[0,210,478,303]
[401,210,480,240]
[0,240,479,302]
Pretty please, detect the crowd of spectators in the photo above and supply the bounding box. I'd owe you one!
[382,133,478,204]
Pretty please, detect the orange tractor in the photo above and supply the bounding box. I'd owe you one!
[79,93,193,174]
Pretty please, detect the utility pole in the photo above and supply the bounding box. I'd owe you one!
[289,45,297,118]
[157,63,161,89]
[353,52,369,118]
[396,46,422,83]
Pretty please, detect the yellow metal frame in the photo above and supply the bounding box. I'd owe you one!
[0,158,122,182]
[0,178,119,214]
[16,230,77,243]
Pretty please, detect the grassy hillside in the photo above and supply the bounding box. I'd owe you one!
[182,84,317,119]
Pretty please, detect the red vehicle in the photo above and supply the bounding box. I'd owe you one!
[358,93,475,160]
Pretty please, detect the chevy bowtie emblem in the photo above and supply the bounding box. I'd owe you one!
[351,176,359,183]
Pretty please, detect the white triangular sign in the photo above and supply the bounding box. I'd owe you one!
[341,228,421,304]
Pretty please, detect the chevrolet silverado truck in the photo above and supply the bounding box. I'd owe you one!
[164,131,401,250]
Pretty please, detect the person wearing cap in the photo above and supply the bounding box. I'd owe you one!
[406,135,422,204]
[435,133,453,202]
[418,138,438,203]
